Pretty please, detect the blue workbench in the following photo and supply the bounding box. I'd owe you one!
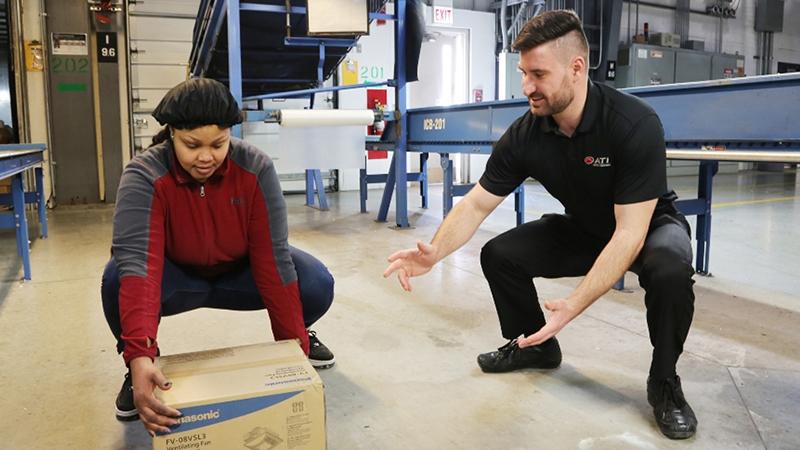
[0,144,49,280]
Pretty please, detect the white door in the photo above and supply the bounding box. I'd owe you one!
[128,0,199,153]
[408,27,469,107]
[407,27,470,183]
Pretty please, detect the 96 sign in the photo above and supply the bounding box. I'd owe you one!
[97,32,117,63]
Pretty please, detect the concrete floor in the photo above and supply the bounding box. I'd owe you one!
[1,169,798,450]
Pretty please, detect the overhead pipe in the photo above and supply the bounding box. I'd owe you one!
[625,0,712,16]
[500,0,509,51]
[589,0,604,70]
[506,0,530,41]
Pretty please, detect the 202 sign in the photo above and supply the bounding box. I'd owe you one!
[52,57,89,74]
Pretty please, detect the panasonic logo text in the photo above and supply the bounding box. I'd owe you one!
[178,410,221,424]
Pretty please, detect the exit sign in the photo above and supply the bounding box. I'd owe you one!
[433,6,453,25]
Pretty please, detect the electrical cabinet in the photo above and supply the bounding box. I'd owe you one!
[617,44,743,87]
[711,53,744,80]
[615,44,675,87]
[675,50,712,83]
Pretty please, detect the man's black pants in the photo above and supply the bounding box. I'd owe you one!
[480,213,695,380]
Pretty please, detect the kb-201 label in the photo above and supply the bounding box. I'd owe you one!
[423,118,446,131]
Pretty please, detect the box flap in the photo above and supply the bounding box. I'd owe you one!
[155,341,322,407]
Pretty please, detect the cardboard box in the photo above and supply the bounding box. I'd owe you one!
[153,341,326,450]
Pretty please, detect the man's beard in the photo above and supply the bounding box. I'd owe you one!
[530,76,574,117]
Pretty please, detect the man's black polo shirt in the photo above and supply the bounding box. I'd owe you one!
[479,81,680,241]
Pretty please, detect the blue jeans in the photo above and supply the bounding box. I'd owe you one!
[101,246,334,355]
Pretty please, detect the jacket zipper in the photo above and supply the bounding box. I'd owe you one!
[200,185,206,197]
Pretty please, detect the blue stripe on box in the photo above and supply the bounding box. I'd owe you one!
[158,391,302,435]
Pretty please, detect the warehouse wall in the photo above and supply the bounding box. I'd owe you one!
[19,0,131,205]
[773,1,800,71]
[619,0,800,76]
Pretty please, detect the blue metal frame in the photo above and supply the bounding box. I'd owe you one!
[284,37,357,48]
[393,0,409,228]
[240,3,306,14]
[628,74,800,145]
[190,0,226,77]
[200,0,400,212]
[675,161,718,275]
[226,0,243,138]
[360,154,426,214]
[369,12,394,21]
[0,145,49,281]
[192,0,403,216]
[362,142,527,226]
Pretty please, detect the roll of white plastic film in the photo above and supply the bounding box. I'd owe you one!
[278,109,375,128]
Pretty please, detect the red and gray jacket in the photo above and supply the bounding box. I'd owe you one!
[112,138,308,364]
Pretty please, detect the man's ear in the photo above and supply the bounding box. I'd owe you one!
[571,55,586,79]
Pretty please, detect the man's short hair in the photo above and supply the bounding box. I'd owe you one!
[512,10,589,61]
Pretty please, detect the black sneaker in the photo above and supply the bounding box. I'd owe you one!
[647,375,697,439]
[477,337,562,373]
[308,330,335,369]
[115,372,139,421]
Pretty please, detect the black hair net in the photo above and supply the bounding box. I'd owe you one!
[152,78,243,129]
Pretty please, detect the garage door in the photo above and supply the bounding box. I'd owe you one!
[128,0,199,153]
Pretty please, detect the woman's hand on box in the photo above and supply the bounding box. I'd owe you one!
[130,356,182,436]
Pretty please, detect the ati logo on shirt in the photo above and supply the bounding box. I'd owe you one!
[230,197,244,206]
[584,156,611,168]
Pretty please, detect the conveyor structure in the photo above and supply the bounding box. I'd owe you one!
[368,73,800,275]
[189,0,418,210]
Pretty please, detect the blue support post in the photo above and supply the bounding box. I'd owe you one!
[305,170,315,206]
[359,162,368,213]
[393,0,409,227]
[303,170,328,211]
[377,153,397,222]
[695,161,717,275]
[11,174,31,280]
[306,41,330,210]
[35,167,47,238]
[227,0,243,138]
[309,170,328,210]
[441,153,453,217]
[317,42,325,85]
[361,154,424,214]
[419,153,428,209]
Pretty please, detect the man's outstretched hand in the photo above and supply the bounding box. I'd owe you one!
[383,241,438,292]
[517,298,577,347]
